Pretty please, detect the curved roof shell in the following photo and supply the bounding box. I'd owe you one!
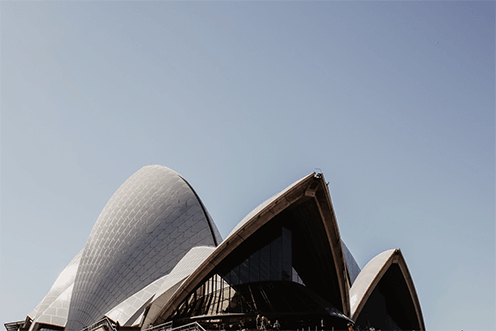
[147,172,350,325]
[349,249,425,330]
[104,275,166,327]
[106,246,215,328]
[28,250,83,329]
[141,246,215,328]
[31,285,73,328]
[66,165,220,331]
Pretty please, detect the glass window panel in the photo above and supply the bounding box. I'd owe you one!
[209,276,217,315]
[240,259,250,284]
[230,266,240,286]
[249,250,260,283]
[222,270,231,285]
[292,267,305,285]
[201,281,210,313]
[220,287,231,313]
[270,237,282,281]
[282,227,292,281]
[259,244,271,281]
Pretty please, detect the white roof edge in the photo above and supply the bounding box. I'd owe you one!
[225,173,315,239]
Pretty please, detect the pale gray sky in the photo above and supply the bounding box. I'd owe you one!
[1,2,494,331]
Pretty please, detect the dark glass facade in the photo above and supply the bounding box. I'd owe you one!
[223,227,296,285]
[168,226,351,330]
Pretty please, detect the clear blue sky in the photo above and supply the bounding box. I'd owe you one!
[1,2,494,331]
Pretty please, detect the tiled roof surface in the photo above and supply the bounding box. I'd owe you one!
[66,166,218,331]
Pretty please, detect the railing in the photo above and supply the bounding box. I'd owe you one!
[81,317,118,331]
[170,322,206,331]
[143,323,421,331]
[83,319,420,331]
[143,322,206,331]
[4,317,32,331]
[4,321,25,331]
[142,322,173,331]
[217,330,420,331]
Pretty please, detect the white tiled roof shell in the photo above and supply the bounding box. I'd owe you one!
[28,250,83,326]
[66,165,220,331]
[349,249,396,315]
[141,246,215,328]
[105,246,215,328]
[33,284,74,327]
[105,276,167,327]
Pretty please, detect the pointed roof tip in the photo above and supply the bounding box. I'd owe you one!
[226,172,317,238]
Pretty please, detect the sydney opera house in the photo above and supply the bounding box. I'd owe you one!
[5,165,425,331]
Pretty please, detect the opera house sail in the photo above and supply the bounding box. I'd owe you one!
[5,165,425,331]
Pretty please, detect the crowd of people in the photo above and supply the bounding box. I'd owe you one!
[220,317,381,331]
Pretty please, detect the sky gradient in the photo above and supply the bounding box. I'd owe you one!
[1,2,494,331]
